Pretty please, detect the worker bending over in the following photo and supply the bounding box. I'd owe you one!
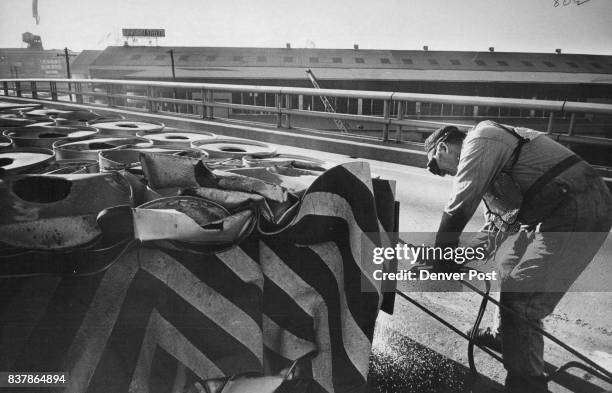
[423,120,611,392]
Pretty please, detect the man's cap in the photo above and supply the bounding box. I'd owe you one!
[423,125,460,153]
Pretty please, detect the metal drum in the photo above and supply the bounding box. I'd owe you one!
[98,146,205,172]
[137,130,217,147]
[21,108,71,121]
[39,159,99,174]
[0,172,133,250]
[51,109,100,123]
[88,119,165,137]
[0,135,12,149]
[4,125,99,149]
[0,114,38,128]
[0,103,42,112]
[139,196,228,225]
[191,138,276,159]
[242,154,328,170]
[0,147,55,175]
[53,137,153,160]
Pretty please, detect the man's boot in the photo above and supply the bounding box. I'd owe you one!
[505,372,548,393]
[466,326,503,353]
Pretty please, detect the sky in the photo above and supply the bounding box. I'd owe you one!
[1,0,611,55]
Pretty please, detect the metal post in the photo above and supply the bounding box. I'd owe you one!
[473,105,479,117]
[357,98,363,115]
[30,81,37,99]
[2,81,8,96]
[416,102,421,119]
[276,93,282,127]
[396,101,405,143]
[75,82,83,104]
[15,81,22,97]
[50,81,58,101]
[107,84,113,107]
[169,49,176,79]
[200,89,206,118]
[168,49,177,112]
[206,90,214,119]
[285,94,292,129]
[382,99,390,142]
[57,47,75,101]
[147,86,155,112]
[568,113,576,136]
[547,112,555,134]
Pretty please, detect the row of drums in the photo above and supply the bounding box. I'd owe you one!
[1,106,327,175]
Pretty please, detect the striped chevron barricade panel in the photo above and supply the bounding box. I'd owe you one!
[0,162,392,393]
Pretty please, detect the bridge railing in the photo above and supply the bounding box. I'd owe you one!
[2,78,612,149]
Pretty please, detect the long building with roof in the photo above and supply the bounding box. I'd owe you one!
[81,46,612,102]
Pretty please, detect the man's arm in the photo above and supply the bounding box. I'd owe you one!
[435,135,513,248]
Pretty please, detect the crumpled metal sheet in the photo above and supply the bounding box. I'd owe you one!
[0,172,133,249]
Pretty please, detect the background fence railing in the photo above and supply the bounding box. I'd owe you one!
[2,78,612,149]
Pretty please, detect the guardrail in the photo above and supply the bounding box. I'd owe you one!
[2,78,612,148]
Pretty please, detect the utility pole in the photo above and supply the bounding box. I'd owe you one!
[168,49,176,79]
[168,49,177,112]
[57,47,76,101]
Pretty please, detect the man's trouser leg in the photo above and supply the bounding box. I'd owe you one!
[497,170,611,392]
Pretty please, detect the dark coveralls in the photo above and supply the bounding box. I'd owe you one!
[435,120,612,381]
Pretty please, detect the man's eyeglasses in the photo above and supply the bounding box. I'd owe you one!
[427,156,442,176]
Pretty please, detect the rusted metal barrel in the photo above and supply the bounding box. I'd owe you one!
[192,138,276,159]
[0,172,133,250]
[0,114,38,128]
[98,146,206,172]
[137,130,216,147]
[88,119,165,137]
[0,135,12,149]
[39,159,99,174]
[242,154,327,170]
[53,137,153,160]
[0,147,55,175]
[21,108,72,118]
[4,125,99,149]
[51,109,101,123]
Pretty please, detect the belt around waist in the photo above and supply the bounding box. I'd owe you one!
[521,154,582,210]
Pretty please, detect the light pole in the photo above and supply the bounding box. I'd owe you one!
[168,49,176,80]
[57,47,75,101]
[168,49,177,112]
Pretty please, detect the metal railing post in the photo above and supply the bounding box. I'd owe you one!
[276,93,282,127]
[206,90,214,119]
[2,81,8,96]
[50,82,58,101]
[15,81,22,97]
[147,86,156,113]
[30,81,38,99]
[396,101,405,143]
[200,89,206,118]
[568,113,576,136]
[106,84,113,107]
[547,112,555,134]
[285,94,292,129]
[416,101,421,119]
[75,82,83,104]
[382,99,390,142]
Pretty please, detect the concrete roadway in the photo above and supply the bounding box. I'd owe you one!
[272,142,612,393]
